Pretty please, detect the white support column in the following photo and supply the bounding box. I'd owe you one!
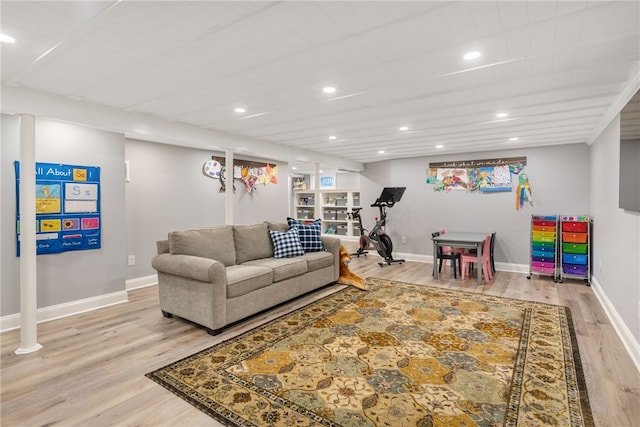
[16,114,42,355]
[314,164,321,219]
[225,150,234,225]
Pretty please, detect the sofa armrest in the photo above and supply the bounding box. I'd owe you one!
[152,253,226,284]
[321,236,341,281]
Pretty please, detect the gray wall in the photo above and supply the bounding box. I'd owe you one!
[1,115,126,316]
[359,144,591,266]
[591,116,640,341]
[124,139,289,279]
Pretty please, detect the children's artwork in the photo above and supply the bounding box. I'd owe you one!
[435,168,468,191]
[426,168,437,184]
[241,166,258,193]
[203,160,222,179]
[204,157,279,193]
[516,173,533,210]
[468,165,512,192]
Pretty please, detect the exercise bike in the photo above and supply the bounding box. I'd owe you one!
[350,187,406,267]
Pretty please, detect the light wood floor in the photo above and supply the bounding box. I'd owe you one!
[2,243,639,426]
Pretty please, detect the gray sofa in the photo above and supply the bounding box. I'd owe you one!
[151,221,340,335]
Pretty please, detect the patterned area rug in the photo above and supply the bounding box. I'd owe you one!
[147,278,593,426]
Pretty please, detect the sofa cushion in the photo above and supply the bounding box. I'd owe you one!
[269,228,304,258]
[226,265,273,298]
[302,251,335,272]
[287,217,324,252]
[169,226,236,266]
[243,258,308,282]
[233,223,272,263]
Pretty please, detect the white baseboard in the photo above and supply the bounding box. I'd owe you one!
[126,274,158,291]
[590,276,640,373]
[394,252,527,274]
[0,290,128,333]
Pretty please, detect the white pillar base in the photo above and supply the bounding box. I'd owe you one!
[15,343,43,354]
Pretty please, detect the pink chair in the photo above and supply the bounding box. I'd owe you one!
[461,235,493,282]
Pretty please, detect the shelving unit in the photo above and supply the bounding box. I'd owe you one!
[320,190,360,237]
[559,215,591,286]
[527,215,559,281]
[293,190,316,221]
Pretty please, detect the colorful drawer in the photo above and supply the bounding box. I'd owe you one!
[562,232,588,243]
[562,221,588,233]
[531,261,555,268]
[563,264,588,275]
[532,266,556,274]
[532,244,555,253]
[532,220,556,227]
[532,225,556,233]
[532,255,555,263]
[532,230,556,239]
[562,243,587,254]
[532,241,555,249]
[562,253,587,265]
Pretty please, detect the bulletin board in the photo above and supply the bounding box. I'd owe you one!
[14,161,101,256]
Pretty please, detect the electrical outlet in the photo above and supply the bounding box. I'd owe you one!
[401,236,407,244]
[128,255,136,266]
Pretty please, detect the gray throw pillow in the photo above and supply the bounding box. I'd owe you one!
[169,225,236,266]
[234,223,272,263]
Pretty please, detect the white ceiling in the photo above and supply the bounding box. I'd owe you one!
[2,1,639,171]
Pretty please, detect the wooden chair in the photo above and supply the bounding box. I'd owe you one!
[468,232,496,274]
[432,231,461,278]
[461,234,493,282]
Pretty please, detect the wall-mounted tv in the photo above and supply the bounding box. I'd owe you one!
[619,89,640,212]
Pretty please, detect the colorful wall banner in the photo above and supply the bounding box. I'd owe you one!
[14,161,101,255]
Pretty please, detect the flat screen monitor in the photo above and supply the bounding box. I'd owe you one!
[378,187,406,204]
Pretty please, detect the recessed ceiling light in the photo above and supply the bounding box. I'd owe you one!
[0,33,16,43]
[509,137,519,142]
[399,126,409,131]
[328,135,337,140]
[464,51,481,60]
[292,166,297,170]
[378,150,385,154]
[436,145,444,149]
[234,107,246,113]
[496,112,508,118]
[323,86,336,94]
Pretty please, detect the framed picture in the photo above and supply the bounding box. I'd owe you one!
[319,174,335,189]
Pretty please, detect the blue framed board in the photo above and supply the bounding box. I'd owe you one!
[14,161,101,255]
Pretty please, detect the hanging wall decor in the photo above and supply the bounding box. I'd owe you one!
[203,157,278,193]
[14,161,101,256]
[426,156,532,210]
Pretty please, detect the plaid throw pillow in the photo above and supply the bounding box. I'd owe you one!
[269,228,304,258]
[287,217,324,252]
